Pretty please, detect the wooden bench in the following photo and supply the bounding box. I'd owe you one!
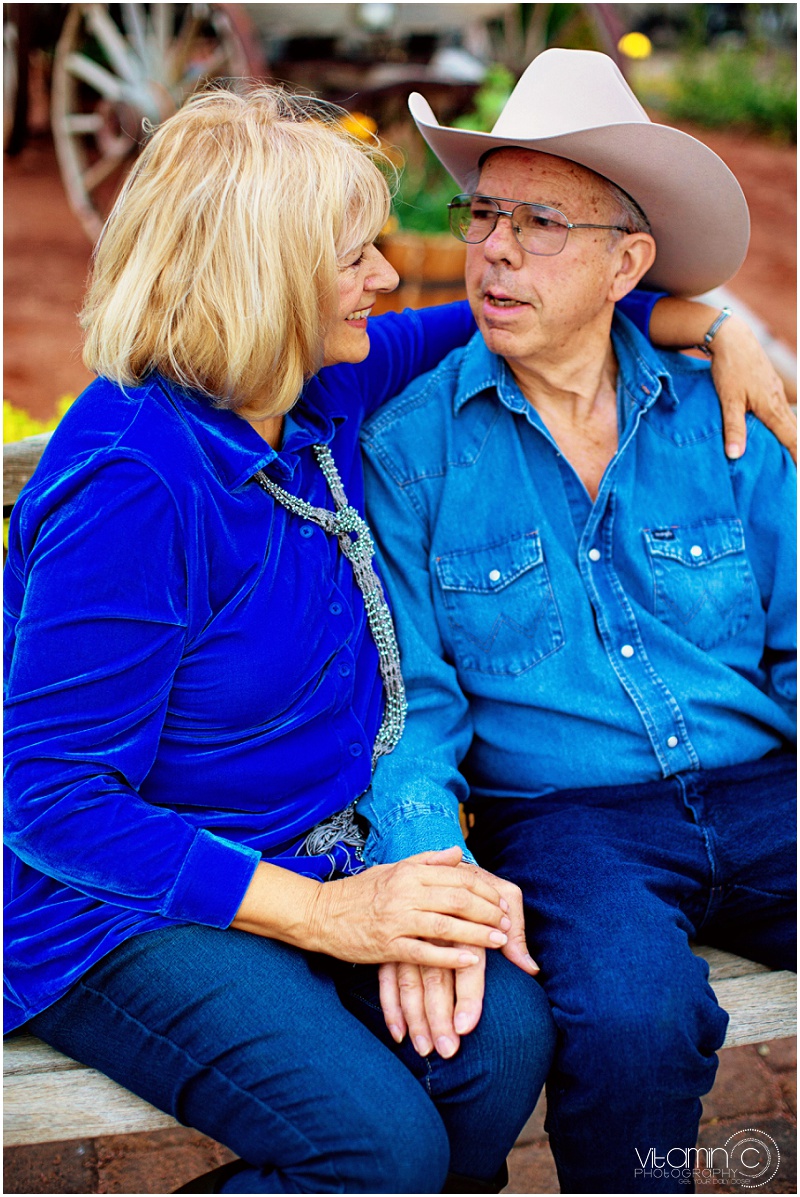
[4,433,797,1152]
[5,945,796,1148]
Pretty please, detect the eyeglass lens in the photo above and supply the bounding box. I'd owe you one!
[448,196,570,256]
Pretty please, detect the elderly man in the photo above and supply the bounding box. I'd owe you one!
[359,50,796,1194]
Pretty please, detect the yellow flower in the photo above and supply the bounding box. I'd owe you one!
[618,32,652,60]
[340,112,378,141]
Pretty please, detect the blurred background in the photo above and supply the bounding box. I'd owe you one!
[2,5,797,1194]
[3,1,796,442]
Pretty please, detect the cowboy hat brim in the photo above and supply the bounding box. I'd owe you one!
[409,92,750,297]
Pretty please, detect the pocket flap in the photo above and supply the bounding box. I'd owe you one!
[436,531,544,594]
[643,518,745,567]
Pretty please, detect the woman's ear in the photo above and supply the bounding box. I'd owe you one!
[608,233,657,302]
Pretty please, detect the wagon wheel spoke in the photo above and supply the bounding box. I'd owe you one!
[81,141,137,193]
[120,3,150,73]
[63,51,126,102]
[165,8,205,87]
[83,4,142,86]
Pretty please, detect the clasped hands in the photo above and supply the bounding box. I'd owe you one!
[234,845,534,1061]
[312,845,536,1062]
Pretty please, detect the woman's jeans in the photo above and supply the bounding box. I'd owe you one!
[29,924,555,1193]
[468,751,797,1195]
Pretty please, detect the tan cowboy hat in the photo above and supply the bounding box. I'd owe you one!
[409,48,750,296]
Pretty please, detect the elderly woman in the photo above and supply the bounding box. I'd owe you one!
[4,84,792,1195]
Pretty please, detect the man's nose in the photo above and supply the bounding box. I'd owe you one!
[482,214,523,264]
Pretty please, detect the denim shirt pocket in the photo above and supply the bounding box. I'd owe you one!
[643,517,753,650]
[435,530,564,676]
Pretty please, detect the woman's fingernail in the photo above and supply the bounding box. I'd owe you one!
[414,1035,432,1056]
[726,442,742,459]
[527,954,540,972]
[489,930,508,945]
[499,898,509,911]
[459,952,480,965]
[454,1013,471,1033]
[436,1036,456,1058]
[500,916,512,931]
[388,1024,404,1043]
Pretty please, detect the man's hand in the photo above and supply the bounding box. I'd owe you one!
[379,949,487,1059]
[708,314,797,463]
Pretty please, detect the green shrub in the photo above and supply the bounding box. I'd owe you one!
[666,49,796,141]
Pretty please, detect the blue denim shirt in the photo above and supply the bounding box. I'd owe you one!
[359,313,796,866]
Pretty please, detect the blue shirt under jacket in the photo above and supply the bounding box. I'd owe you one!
[359,313,796,866]
[3,294,657,1031]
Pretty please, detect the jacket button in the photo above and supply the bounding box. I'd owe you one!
[667,735,679,748]
[489,569,501,582]
[621,644,635,658]
[690,545,703,558]
[330,602,342,615]
[349,743,363,757]
[588,548,601,562]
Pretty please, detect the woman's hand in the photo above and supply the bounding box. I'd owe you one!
[648,297,796,462]
[707,314,797,462]
[232,846,512,969]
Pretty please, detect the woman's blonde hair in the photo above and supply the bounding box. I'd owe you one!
[81,84,393,415]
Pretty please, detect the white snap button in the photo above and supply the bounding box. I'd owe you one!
[667,735,679,748]
[690,545,703,558]
[588,548,601,562]
[489,569,501,582]
[620,644,635,658]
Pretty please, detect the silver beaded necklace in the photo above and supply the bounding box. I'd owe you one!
[254,444,407,769]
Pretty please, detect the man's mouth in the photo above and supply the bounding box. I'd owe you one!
[346,306,372,321]
[484,290,527,308]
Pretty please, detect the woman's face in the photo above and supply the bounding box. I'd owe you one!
[322,243,399,368]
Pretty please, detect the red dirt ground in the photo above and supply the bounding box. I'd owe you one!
[3,124,796,423]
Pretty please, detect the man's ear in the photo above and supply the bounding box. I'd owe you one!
[608,233,657,302]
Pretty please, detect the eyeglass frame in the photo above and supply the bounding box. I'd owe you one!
[447,193,634,256]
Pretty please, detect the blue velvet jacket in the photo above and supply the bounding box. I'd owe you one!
[4,295,657,1031]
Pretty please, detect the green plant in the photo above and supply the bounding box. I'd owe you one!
[666,49,796,142]
[392,65,516,234]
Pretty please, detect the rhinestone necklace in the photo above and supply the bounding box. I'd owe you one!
[254,444,407,768]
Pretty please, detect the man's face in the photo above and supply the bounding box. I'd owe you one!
[465,148,627,371]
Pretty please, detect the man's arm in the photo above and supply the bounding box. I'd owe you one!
[358,448,474,865]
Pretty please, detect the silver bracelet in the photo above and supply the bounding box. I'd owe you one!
[698,306,733,354]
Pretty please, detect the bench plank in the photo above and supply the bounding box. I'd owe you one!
[4,1036,178,1146]
[3,433,52,508]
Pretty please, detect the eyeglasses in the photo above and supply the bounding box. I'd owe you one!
[447,194,632,256]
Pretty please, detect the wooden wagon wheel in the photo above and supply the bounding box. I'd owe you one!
[51,3,264,241]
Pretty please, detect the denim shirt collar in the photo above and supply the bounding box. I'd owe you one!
[156,376,340,491]
[452,309,680,419]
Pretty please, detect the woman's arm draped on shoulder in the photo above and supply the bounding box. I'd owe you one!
[4,458,260,926]
[645,295,796,462]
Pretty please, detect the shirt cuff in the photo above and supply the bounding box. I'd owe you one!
[359,797,477,867]
[163,829,261,926]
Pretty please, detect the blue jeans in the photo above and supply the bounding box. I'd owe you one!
[467,751,796,1195]
[29,924,554,1193]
